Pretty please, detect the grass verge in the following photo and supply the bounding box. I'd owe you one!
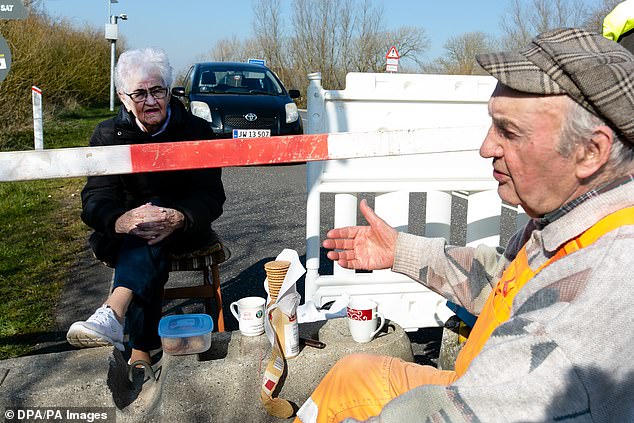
[0,106,115,359]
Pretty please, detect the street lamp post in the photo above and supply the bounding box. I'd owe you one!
[105,0,127,111]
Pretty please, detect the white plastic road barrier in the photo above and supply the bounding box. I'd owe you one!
[304,72,522,330]
[0,127,487,182]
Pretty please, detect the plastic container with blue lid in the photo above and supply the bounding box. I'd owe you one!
[158,314,213,355]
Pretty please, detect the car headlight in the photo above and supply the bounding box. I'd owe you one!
[285,102,299,123]
[191,101,212,122]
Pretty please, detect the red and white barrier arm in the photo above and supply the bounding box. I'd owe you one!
[0,126,488,182]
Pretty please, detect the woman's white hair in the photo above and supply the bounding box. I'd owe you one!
[114,48,173,93]
[559,97,634,173]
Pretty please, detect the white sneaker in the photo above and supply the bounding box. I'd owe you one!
[66,305,124,351]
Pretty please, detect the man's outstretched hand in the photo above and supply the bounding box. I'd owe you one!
[322,199,398,270]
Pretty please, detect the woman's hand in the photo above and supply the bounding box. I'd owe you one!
[115,203,185,245]
[322,199,398,270]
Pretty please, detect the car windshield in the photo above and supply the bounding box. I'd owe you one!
[194,67,285,95]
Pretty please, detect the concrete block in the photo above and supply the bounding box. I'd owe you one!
[148,318,413,422]
[0,347,115,408]
[0,318,413,423]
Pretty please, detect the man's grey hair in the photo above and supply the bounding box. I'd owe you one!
[114,48,173,94]
[559,98,634,173]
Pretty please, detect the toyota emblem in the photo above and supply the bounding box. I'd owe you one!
[245,113,258,122]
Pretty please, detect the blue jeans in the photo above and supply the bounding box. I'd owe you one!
[113,235,170,351]
[108,195,216,352]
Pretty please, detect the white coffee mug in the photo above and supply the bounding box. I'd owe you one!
[230,296,266,336]
[346,298,385,343]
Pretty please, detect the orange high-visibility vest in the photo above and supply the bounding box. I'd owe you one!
[454,206,634,378]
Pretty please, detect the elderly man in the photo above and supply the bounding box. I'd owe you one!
[295,28,634,422]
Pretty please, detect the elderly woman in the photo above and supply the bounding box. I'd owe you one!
[66,48,225,366]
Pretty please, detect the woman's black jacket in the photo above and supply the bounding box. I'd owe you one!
[81,98,226,263]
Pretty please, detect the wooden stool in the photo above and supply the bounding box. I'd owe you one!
[164,239,230,332]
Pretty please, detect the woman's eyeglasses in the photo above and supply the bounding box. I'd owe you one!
[125,87,169,103]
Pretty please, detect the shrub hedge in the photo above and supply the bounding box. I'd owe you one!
[0,11,124,149]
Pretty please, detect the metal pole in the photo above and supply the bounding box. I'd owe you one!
[110,38,116,111]
[107,0,119,112]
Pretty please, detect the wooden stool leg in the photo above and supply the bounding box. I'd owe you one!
[211,263,225,332]
[201,267,214,317]
[206,264,225,332]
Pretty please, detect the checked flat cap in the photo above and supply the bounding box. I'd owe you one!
[476,28,634,144]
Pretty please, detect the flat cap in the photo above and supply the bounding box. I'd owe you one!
[476,28,634,144]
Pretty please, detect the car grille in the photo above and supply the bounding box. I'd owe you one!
[225,114,276,129]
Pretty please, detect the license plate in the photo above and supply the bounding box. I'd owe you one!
[233,129,271,138]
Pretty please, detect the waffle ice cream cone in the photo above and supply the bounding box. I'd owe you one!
[265,260,290,304]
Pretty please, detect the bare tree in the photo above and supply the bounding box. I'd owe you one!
[242,38,261,62]
[349,0,384,73]
[585,0,625,33]
[382,26,429,71]
[424,31,495,75]
[252,0,290,82]
[208,36,248,62]
[289,0,345,89]
[207,0,431,94]
[289,0,430,89]
[23,0,43,11]
[422,0,622,77]
[334,0,356,80]
[500,0,590,50]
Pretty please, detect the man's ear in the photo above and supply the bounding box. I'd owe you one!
[575,125,613,179]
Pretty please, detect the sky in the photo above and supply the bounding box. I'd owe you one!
[41,0,592,74]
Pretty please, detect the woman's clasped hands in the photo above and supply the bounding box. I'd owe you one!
[115,202,185,245]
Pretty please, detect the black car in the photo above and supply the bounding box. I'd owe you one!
[172,62,303,139]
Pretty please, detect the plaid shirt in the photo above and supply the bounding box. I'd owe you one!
[537,174,634,227]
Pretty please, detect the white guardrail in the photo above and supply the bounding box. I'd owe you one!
[1,128,493,182]
[304,72,527,330]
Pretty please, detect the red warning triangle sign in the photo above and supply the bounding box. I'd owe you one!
[386,46,400,59]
